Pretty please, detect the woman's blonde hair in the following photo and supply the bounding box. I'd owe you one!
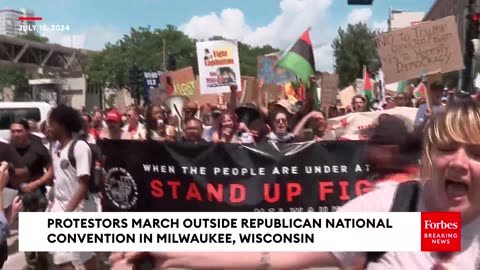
[422,99,480,177]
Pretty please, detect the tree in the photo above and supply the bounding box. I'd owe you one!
[86,26,278,91]
[0,68,30,101]
[332,23,380,88]
[86,25,197,90]
[20,32,49,43]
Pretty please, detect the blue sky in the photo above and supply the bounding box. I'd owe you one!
[1,0,434,71]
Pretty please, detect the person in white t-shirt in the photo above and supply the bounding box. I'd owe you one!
[111,99,480,270]
[48,105,97,270]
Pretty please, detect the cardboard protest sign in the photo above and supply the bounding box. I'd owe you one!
[339,86,356,107]
[320,74,339,106]
[375,16,464,84]
[196,40,242,94]
[326,107,418,139]
[167,67,197,97]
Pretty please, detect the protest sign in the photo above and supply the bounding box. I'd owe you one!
[167,67,197,97]
[257,54,296,84]
[327,107,418,139]
[196,40,242,94]
[339,86,356,107]
[320,74,339,106]
[100,140,376,212]
[143,71,160,103]
[375,16,464,84]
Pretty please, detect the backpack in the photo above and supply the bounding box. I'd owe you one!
[365,180,421,267]
[67,139,103,195]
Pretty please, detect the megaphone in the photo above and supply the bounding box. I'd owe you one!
[165,95,189,131]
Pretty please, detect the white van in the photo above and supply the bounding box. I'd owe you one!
[0,102,52,141]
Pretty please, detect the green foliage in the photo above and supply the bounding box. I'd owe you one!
[20,32,49,43]
[0,68,30,101]
[332,23,380,88]
[105,93,117,109]
[86,26,278,90]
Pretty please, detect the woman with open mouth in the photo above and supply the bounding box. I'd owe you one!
[110,98,480,270]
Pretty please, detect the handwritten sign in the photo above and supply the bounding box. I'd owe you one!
[375,16,464,84]
[167,67,197,97]
[257,55,296,84]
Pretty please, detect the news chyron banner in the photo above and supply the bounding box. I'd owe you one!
[19,212,461,252]
[99,140,375,212]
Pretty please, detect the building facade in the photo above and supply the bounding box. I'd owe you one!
[424,0,469,52]
[388,9,425,31]
[0,8,35,37]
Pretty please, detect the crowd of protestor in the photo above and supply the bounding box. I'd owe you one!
[0,72,477,270]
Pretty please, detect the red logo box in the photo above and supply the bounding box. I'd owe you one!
[421,212,461,252]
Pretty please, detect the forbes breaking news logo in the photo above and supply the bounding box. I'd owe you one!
[421,212,461,252]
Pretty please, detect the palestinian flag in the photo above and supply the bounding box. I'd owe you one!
[363,66,373,104]
[414,82,426,98]
[278,29,315,88]
[396,80,408,93]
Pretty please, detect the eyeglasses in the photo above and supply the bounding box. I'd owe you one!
[275,118,287,123]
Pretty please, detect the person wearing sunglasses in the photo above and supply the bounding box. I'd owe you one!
[266,111,295,143]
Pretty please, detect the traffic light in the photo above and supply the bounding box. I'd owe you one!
[347,0,373,5]
[461,1,480,93]
[471,12,480,38]
[168,55,176,71]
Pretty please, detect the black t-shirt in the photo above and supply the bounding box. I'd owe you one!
[0,141,24,167]
[15,140,51,183]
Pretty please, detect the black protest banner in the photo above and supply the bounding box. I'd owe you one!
[99,140,375,212]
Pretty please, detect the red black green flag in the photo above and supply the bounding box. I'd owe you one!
[277,29,315,88]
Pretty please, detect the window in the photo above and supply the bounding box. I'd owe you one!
[0,108,41,129]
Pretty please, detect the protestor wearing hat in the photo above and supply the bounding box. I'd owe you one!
[100,109,133,140]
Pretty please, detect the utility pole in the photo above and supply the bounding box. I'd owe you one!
[462,0,480,93]
[163,38,166,71]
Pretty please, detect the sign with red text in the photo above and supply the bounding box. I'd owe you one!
[167,67,197,97]
[326,107,418,140]
[375,16,464,84]
[196,40,242,94]
[99,141,378,212]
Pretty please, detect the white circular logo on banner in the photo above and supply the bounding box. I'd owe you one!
[105,167,138,210]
